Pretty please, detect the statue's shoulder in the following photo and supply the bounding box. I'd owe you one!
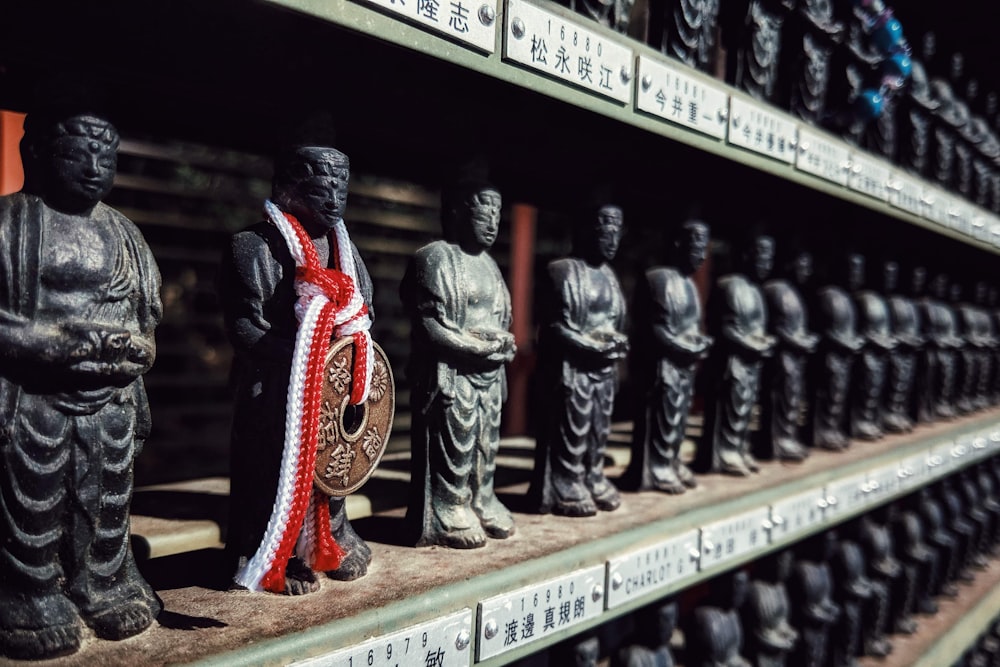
[547,256,581,281]
[411,239,460,271]
[0,191,41,221]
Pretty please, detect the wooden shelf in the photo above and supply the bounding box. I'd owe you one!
[37,410,991,665]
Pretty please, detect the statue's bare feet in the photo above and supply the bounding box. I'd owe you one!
[474,495,515,539]
[285,557,320,595]
[674,460,698,489]
[87,600,157,640]
[650,465,685,494]
[425,501,487,549]
[0,591,81,660]
[327,498,372,581]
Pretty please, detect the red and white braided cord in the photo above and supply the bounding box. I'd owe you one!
[234,200,372,593]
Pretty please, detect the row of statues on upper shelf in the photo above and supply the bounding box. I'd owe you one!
[559,0,1000,215]
[2,103,999,659]
[560,459,1000,667]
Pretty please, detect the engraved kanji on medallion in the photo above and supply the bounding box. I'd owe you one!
[362,426,382,460]
[317,400,340,451]
[328,356,351,395]
[324,442,355,487]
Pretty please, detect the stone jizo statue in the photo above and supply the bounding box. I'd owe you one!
[0,109,162,659]
[697,233,776,476]
[623,219,712,494]
[402,173,516,548]
[530,198,627,516]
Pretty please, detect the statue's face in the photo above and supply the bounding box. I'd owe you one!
[748,235,774,282]
[846,254,864,291]
[931,274,948,298]
[730,571,749,608]
[975,282,988,304]
[44,116,118,208]
[911,266,927,294]
[883,261,899,292]
[593,205,623,262]
[678,221,709,273]
[288,150,350,230]
[463,188,502,249]
[792,251,813,286]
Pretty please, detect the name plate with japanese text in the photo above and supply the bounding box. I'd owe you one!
[292,609,472,667]
[972,212,989,242]
[847,152,890,201]
[795,128,849,185]
[923,187,949,227]
[635,55,728,140]
[946,197,972,235]
[727,97,796,163]
[358,0,497,52]
[949,433,975,469]
[477,565,605,660]
[822,471,869,521]
[699,506,771,571]
[606,529,700,609]
[925,444,951,480]
[898,450,931,491]
[504,0,632,103]
[867,461,903,505]
[971,431,992,462]
[888,173,924,217]
[770,488,826,544]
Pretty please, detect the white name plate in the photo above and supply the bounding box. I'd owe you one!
[972,213,989,242]
[848,152,890,201]
[292,609,472,667]
[945,197,972,235]
[504,0,632,103]
[796,128,849,185]
[770,488,826,544]
[898,450,931,491]
[606,529,700,609]
[699,506,771,571]
[866,461,903,504]
[925,444,951,480]
[971,431,992,462]
[635,55,728,140]
[822,471,869,521]
[358,0,497,52]
[477,565,605,660]
[888,173,924,217]
[949,433,975,469]
[922,187,949,227]
[727,97,796,163]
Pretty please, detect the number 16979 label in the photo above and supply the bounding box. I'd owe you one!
[291,609,472,667]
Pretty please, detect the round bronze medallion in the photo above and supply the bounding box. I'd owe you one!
[314,337,395,497]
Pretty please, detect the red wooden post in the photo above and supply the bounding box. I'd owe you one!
[505,203,537,435]
[0,111,25,195]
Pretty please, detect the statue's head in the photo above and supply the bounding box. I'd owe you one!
[949,280,962,302]
[576,202,623,264]
[23,113,118,214]
[743,233,775,283]
[443,181,502,252]
[845,253,865,291]
[791,249,814,287]
[909,265,928,296]
[273,146,350,234]
[974,280,989,305]
[655,601,678,642]
[921,32,936,62]
[674,219,710,275]
[929,273,949,299]
[880,259,899,293]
